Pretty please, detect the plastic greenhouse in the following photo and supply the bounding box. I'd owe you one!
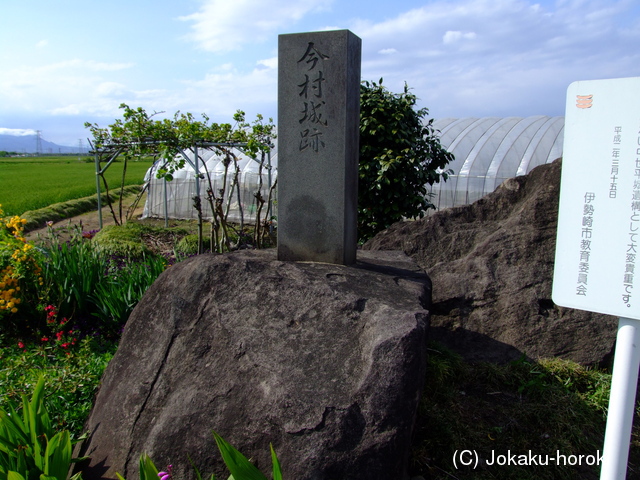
[142,145,277,223]
[140,115,564,222]
[428,115,564,210]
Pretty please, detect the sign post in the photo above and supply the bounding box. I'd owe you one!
[553,76,640,479]
[601,318,640,478]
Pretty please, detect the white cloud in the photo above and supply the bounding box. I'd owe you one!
[378,48,397,55]
[180,0,334,53]
[352,0,640,118]
[442,31,477,44]
[257,57,278,69]
[178,61,278,119]
[35,40,48,48]
[0,59,137,119]
[0,128,37,136]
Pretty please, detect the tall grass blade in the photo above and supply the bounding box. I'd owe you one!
[269,444,282,480]
[139,453,159,480]
[43,431,71,480]
[212,431,268,480]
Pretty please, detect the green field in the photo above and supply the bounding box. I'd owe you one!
[0,156,153,216]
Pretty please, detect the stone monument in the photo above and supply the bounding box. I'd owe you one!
[277,30,361,264]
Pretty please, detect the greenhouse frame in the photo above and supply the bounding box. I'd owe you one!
[428,115,564,210]
[140,115,564,222]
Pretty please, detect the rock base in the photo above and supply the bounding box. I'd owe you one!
[76,249,430,480]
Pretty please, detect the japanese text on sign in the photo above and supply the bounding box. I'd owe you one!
[577,192,596,296]
[610,126,622,198]
[622,125,640,307]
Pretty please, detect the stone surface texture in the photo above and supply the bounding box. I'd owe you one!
[364,159,617,365]
[277,30,361,264]
[76,249,430,480]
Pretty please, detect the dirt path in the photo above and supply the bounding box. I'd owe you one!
[25,196,147,242]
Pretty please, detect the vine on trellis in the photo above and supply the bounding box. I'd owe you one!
[85,104,276,253]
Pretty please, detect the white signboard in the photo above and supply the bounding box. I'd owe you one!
[553,77,640,320]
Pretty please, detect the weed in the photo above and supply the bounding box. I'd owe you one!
[410,342,636,480]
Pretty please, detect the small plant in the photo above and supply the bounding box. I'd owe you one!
[0,338,115,438]
[0,205,44,337]
[212,430,282,480]
[38,222,168,340]
[0,376,86,480]
[124,431,282,480]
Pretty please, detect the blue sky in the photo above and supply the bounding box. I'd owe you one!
[1,0,639,146]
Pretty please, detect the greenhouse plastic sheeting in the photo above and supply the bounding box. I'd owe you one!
[142,147,277,223]
[141,116,564,221]
[429,116,564,211]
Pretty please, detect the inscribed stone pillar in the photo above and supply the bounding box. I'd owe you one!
[277,30,361,265]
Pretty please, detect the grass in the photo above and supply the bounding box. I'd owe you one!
[410,343,640,480]
[0,155,152,216]
[21,185,142,232]
[0,338,116,438]
[0,334,632,479]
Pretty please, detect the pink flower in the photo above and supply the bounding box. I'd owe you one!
[158,465,172,480]
[17,341,25,349]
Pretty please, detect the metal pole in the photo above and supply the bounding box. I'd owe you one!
[95,151,103,230]
[163,177,169,228]
[600,317,640,479]
[267,148,274,235]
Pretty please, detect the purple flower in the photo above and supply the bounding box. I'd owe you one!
[158,465,172,480]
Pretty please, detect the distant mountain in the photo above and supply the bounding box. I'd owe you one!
[0,134,81,154]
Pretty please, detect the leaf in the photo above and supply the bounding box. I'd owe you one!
[43,431,71,480]
[212,431,268,480]
[270,444,282,480]
[7,471,26,480]
[139,453,159,480]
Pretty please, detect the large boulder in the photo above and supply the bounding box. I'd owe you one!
[76,249,430,480]
[364,159,617,365]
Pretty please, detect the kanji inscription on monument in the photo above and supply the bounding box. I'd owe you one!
[277,30,361,264]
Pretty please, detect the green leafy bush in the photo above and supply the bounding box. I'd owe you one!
[0,339,115,437]
[0,377,85,480]
[0,206,45,337]
[358,79,454,241]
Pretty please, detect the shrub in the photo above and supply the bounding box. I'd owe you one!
[358,80,454,241]
[0,205,45,337]
[39,224,167,340]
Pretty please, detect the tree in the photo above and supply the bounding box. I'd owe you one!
[85,104,276,252]
[358,79,454,241]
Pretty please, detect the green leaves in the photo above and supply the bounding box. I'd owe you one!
[86,104,276,184]
[120,432,282,480]
[138,453,159,480]
[0,377,83,480]
[212,430,276,480]
[358,79,455,241]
